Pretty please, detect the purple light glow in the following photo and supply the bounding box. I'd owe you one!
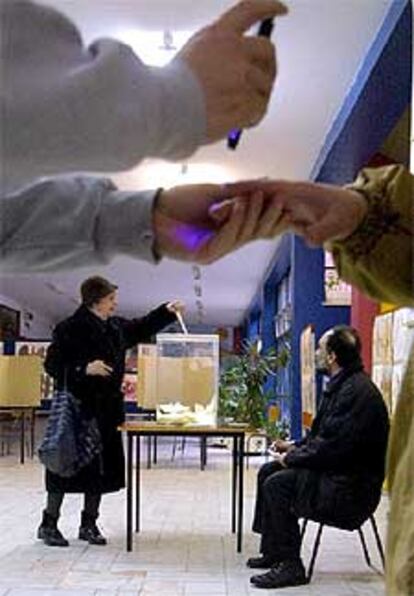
[173,224,214,251]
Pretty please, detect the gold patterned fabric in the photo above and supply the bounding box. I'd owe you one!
[331,164,414,596]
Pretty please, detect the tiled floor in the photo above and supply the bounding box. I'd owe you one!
[0,432,387,595]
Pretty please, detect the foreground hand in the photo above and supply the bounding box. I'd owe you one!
[86,360,113,377]
[224,180,368,246]
[177,0,288,143]
[153,184,284,264]
[166,300,185,315]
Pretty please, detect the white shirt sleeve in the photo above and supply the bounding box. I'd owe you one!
[1,0,206,193]
[0,176,160,272]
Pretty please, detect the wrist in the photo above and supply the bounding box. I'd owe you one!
[344,190,369,238]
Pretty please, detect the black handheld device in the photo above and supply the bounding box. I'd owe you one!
[227,18,275,150]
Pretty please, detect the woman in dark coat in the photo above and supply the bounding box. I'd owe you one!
[38,275,181,546]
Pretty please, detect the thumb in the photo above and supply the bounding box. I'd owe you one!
[209,200,235,223]
[215,0,288,35]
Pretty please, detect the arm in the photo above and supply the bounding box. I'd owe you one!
[285,383,374,471]
[0,176,286,272]
[224,165,413,306]
[2,0,286,193]
[1,0,204,190]
[0,176,158,272]
[330,165,413,307]
[44,324,88,389]
[117,304,177,349]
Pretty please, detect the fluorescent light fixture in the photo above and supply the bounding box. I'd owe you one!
[114,30,192,66]
[125,161,235,188]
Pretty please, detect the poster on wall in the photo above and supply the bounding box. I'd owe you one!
[324,252,352,305]
[15,341,54,400]
[372,364,393,413]
[372,312,394,367]
[300,325,316,435]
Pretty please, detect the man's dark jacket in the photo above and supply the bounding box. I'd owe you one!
[285,362,389,529]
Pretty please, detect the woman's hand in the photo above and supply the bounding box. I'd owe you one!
[166,300,185,315]
[86,360,113,377]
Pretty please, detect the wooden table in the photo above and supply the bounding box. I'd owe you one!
[119,422,246,553]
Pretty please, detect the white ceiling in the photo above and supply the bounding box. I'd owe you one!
[0,0,393,328]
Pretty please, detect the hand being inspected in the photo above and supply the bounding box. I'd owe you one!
[153,183,284,264]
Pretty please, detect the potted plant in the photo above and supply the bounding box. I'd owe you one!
[218,339,290,434]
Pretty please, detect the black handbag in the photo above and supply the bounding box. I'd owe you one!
[38,389,102,478]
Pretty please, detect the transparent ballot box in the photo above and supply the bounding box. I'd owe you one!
[137,334,219,426]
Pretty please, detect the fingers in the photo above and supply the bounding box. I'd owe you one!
[243,36,276,73]
[255,202,284,238]
[167,300,185,313]
[221,179,273,198]
[199,202,246,264]
[209,200,234,224]
[216,0,288,35]
[235,191,265,244]
[246,63,275,99]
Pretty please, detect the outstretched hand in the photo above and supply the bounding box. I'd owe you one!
[153,184,283,264]
[222,179,368,246]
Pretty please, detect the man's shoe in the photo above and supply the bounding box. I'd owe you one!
[250,559,308,589]
[37,511,69,547]
[78,524,107,545]
[246,555,278,569]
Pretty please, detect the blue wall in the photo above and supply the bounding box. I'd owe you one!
[290,240,349,438]
[243,0,411,438]
[311,0,411,184]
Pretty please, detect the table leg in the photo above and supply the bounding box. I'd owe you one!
[200,437,207,471]
[30,409,35,458]
[237,434,244,553]
[135,435,141,533]
[231,436,237,534]
[153,435,157,464]
[20,411,25,464]
[146,436,152,469]
[126,432,133,551]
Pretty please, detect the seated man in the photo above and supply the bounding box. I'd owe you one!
[248,325,389,589]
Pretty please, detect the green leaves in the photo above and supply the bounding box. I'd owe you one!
[218,339,290,429]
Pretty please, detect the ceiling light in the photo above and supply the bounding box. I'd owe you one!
[114,30,192,67]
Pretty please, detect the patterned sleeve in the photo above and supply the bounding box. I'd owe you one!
[328,165,414,307]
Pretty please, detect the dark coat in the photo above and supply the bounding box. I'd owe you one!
[44,303,176,494]
[285,363,389,529]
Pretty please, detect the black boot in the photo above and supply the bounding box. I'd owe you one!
[37,510,69,547]
[250,559,308,589]
[79,511,107,545]
[246,554,279,569]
